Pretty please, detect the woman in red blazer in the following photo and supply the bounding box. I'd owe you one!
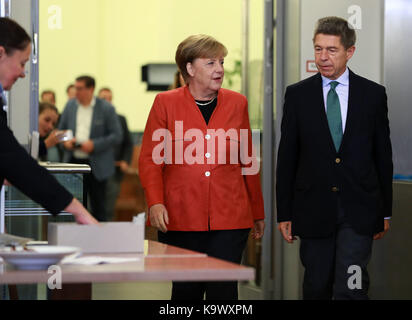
[139,34,265,300]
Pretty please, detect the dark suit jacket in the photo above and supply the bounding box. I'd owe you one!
[0,104,73,215]
[115,115,133,162]
[276,70,393,238]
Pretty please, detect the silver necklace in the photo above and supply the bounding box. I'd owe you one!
[195,97,216,106]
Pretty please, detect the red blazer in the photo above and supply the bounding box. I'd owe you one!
[139,86,265,231]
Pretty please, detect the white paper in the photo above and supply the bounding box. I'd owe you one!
[61,255,141,266]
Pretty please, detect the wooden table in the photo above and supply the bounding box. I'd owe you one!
[0,240,254,299]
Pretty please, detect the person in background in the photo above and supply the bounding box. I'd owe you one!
[276,16,393,300]
[98,87,133,221]
[139,34,265,300]
[168,70,185,90]
[38,102,59,160]
[0,17,97,225]
[59,76,122,222]
[66,83,76,100]
[40,89,56,105]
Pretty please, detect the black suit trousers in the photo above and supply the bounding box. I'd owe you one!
[299,204,373,300]
[158,229,250,300]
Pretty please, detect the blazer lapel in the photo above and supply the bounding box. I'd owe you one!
[89,99,100,138]
[71,103,79,136]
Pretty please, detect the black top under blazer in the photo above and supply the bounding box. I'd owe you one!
[276,69,393,238]
[0,103,73,215]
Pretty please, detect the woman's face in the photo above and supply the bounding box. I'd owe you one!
[187,56,224,95]
[38,109,58,137]
[0,44,31,91]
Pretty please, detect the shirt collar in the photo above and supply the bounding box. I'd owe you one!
[322,67,349,88]
[78,97,96,109]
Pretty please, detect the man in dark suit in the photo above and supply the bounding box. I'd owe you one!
[276,16,393,300]
[98,87,134,221]
[59,76,122,222]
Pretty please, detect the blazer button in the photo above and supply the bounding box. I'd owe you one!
[335,158,341,164]
[332,187,339,192]
[205,153,211,159]
[205,171,211,177]
[205,134,211,140]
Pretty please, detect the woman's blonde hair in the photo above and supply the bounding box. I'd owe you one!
[175,34,228,82]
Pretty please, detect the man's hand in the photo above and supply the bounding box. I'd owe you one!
[63,138,76,151]
[278,221,297,244]
[116,160,129,173]
[252,219,265,239]
[373,219,390,240]
[149,204,169,233]
[81,140,94,154]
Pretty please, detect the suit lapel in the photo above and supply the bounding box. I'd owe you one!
[89,99,99,138]
[71,103,79,136]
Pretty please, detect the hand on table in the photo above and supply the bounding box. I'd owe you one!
[64,198,99,225]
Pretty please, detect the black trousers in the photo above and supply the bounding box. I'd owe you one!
[158,229,250,300]
[299,203,373,300]
[70,157,107,222]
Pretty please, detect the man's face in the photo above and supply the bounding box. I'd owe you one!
[41,92,55,105]
[75,80,94,105]
[314,33,355,80]
[98,89,112,103]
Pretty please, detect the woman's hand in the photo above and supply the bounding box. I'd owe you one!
[44,130,61,149]
[64,198,99,225]
[149,204,169,233]
[252,219,265,239]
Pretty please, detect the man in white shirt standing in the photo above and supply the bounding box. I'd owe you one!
[276,17,393,299]
[59,75,123,221]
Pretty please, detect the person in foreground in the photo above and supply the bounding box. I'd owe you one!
[276,16,393,300]
[0,17,97,225]
[139,34,265,300]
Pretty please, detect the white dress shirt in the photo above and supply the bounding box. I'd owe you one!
[74,97,95,159]
[321,67,349,133]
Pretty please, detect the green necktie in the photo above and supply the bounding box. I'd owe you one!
[326,81,343,152]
